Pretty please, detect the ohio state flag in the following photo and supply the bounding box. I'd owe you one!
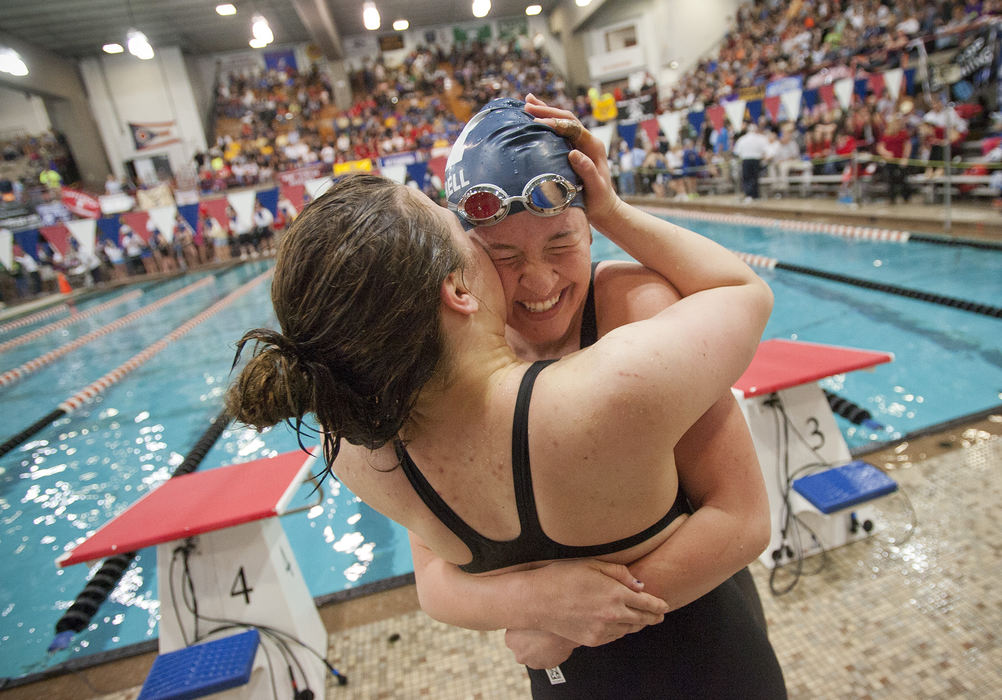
[129,121,180,151]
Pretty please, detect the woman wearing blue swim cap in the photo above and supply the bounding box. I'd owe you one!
[227,99,782,697]
[410,95,781,691]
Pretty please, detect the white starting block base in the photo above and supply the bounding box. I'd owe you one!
[157,518,327,699]
[736,382,885,569]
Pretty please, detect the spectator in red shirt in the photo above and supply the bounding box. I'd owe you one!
[875,115,913,204]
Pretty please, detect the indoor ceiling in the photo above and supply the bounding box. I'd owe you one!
[0,0,561,61]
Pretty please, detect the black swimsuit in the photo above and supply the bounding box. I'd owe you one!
[396,359,689,573]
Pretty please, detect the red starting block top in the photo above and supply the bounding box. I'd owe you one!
[59,449,317,567]
[734,339,893,398]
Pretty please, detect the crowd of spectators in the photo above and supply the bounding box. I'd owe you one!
[613,0,1001,203]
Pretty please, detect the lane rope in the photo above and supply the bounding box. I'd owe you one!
[734,250,1002,318]
[0,303,72,335]
[0,269,271,459]
[0,290,142,355]
[0,279,213,389]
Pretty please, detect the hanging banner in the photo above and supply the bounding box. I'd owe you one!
[0,227,12,271]
[65,219,97,256]
[818,83,836,109]
[746,99,763,124]
[279,184,307,212]
[868,73,885,100]
[135,184,175,210]
[226,189,257,231]
[615,94,655,123]
[590,124,616,155]
[657,112,682,147]
[617,122,639,148]
[13,230,40,260]
[779,89,802,122]
[723,99,747,131]
[61,188,101,219]
[706,105,725,132]
[686,110,705,137]
[278,164,326,186]
[834,78,855,110]
[305,177,333,200]
[256,187,279,216]
[333,159,372,176]
[129,121,181,152]
[639,118,660,148]
[121,211,151,243]
[884,68,904,101]
[147,205,178,242]
[200,198,230,234]
[763,95,782,122]
[40,224,72,256]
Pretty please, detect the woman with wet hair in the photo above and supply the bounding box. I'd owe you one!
[229,119,782,697]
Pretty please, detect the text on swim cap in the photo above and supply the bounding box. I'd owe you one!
[445,168,470,198]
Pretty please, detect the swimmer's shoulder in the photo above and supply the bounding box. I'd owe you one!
[592,260,682,335]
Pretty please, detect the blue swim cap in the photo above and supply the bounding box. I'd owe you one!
[445,98,584,230]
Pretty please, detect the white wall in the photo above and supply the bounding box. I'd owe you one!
[79,47,207,181]
[0,86,50,135]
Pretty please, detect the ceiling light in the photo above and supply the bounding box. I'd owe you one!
[103,43,124,54]
[472,0,491,18]
[252,14,273,44]
[392,19,409,31]
[363,2,380,31]
[215,3,237,15]
[0,48,29,77]
[249,38,267,48]
[126,29,154,60]
[525,4,542,15]
[575,0,592,6]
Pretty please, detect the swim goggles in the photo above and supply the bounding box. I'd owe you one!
[449,173,582,227]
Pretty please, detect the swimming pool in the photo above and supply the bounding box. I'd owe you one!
[1,216,999,683]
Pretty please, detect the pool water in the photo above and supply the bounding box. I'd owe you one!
[1,218,999,682]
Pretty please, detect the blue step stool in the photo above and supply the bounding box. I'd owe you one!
[138,629,260,700]
[792,460,897,514]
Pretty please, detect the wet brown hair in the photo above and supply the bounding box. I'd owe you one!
[227,173,464,468]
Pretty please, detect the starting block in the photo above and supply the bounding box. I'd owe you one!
[733,339,896,567]
[60,450,327,699]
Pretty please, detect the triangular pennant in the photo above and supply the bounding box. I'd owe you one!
[803,89,819,110]
[13,230,41,261]
[639,118,660,148]
[256,187,279,216]
[177,203,200,232]
[427,156,448,187]
[854,77,868,100]
[379,164,407,185]
[686,110,705,136]
[818,84,836,109]
[834,78,855,110]
[884,68,904,101]
[40,224,72,256]
[147,205,178,242]
[617,122,639,148]
[904,67,916,95]
[226,189,258,231]
[706,105,726,132]
[723,99,747,131]
[746,99,763,124]
[779,89,802,121]
[65,218,97,256]
[868,73,885,101]
[0,227,12,271]
[279,184,307,211]
[763,95,782,122]
[96,216,120,244]
[405,161,429,187]
[200,198,230,235]
[305,177,333,200]
[121,211,151,243]
[591,124,616,155]
[657,112,682,147]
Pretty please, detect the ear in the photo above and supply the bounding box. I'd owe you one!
[440,271,479,315]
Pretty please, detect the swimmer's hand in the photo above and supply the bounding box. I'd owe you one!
[519,559,668,647]
[524,94,624,229]
[505,629,578,669]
